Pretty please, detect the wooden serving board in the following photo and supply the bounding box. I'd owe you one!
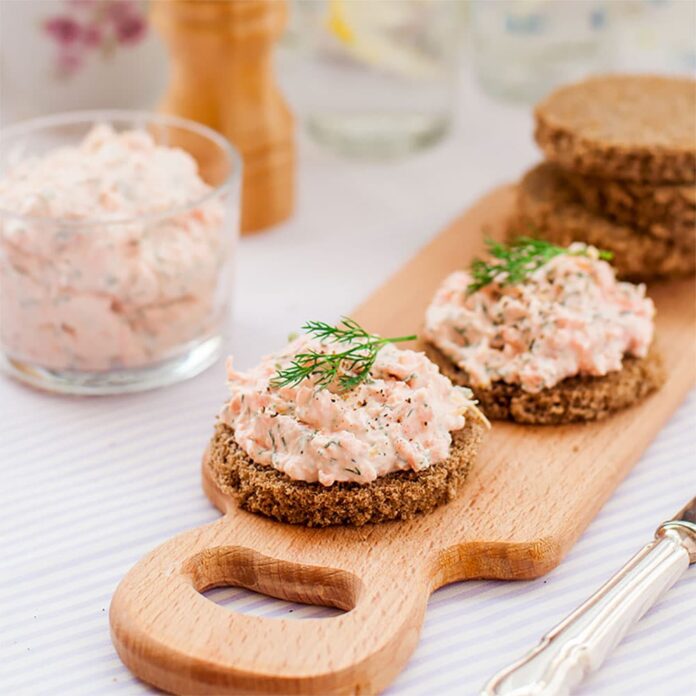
[110,186,695,695]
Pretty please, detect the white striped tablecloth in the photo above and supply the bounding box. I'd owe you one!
[1,74,695,694]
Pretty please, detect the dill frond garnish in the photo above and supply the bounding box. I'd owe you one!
[271,317,416,392]
[467,237,613,294]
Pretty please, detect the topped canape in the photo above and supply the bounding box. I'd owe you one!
[424,238,665,424]
[206,319,488,526]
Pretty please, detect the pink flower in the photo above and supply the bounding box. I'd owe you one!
[105,0,138,23]
[82,23,102,48]
[43,0,148,78]
[114,14,146,45]
[44,16,82,45]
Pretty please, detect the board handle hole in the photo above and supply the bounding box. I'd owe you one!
[200,585,346,619]
[184,546,361,615]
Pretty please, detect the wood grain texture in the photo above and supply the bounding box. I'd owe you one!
[151,0,295,233]
[110,186,695,695]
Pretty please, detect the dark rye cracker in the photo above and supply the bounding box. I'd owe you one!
[514,163,695,280]
[425,342,665,425]
[562,169,696,240]
[535,75,696,183]
[205,417,487,527]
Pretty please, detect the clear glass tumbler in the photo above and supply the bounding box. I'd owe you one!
[469,0,611,103]
[0,110,241,394]
[284,0,460,158]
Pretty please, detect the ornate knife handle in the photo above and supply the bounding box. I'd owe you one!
[482,521,696,696]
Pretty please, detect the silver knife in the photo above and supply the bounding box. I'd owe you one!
[482,497,696,696]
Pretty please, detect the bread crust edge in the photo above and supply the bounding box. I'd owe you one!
[424,341,665,425]
[205,417,486,527]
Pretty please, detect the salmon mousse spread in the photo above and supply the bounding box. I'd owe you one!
[0,124,228,372]
[220,329,484,487]
[424,241,655,394]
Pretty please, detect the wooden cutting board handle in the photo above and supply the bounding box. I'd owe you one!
[110,512,432,695]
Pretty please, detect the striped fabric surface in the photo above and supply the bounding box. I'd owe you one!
[1,365,694,695]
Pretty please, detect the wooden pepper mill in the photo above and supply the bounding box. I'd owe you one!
[151,0,295,233]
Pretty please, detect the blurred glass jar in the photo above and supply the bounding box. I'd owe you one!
[283,0,461,158]
[611,0,696,75]
[469,0,611,103]
[0,111,241,395]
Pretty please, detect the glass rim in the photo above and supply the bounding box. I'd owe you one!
[0,109,242,228]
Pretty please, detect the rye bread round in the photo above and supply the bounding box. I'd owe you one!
[205,417,487,527]
[535,75,696,183]
[514,163,695,280]
[561,169,696,239]
[424,342,665,425]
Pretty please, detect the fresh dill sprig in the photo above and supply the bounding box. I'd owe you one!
[467,237,613,294]
[271,317,416,392]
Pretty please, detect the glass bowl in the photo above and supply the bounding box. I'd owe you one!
[0,110,241,394]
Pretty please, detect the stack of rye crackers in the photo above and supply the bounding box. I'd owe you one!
[514,74,696,280]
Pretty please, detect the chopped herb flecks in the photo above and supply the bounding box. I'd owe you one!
[467,237,612,294]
